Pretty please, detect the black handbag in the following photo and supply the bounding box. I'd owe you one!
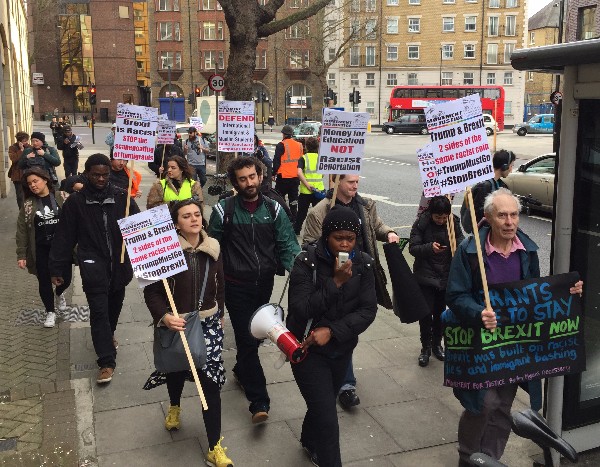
[153,257,210,373]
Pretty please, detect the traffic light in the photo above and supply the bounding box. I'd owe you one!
[89,85,97,106]
[349,92,354,103]
[354,90,361,104]
[194,86,201,97]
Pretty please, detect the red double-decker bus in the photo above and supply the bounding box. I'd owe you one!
[389,85,505,131]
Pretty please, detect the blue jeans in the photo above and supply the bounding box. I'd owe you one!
[339,353,357,392]
[192,164,207,187]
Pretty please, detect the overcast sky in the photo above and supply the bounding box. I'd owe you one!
[528,0,553,17]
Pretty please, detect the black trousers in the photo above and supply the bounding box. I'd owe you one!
[63,157,79,178]
[86,286,126,369]
[275,177,299,222]
[225,277,274,412]
[418,284,446,347]
[13,182,24,209]
[292,351,351,467]
[35,243,71,313]
[295,193,319,234]
[166,370,222,449]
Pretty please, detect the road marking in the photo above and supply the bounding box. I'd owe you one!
[528,215,552,223]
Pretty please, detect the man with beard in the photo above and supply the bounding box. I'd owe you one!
[49,153,140,385]
[208,157,300,424]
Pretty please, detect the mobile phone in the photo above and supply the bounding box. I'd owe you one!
[338,252,349,266]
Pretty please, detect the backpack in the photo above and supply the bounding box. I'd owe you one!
[460,179,494,234]
[222,195,286,276]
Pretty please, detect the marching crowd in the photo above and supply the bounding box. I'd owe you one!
[8,122,584,467]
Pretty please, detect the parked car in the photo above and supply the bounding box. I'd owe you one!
[175,123,217,159]
[512,114,555,136]
[503,153,556,213]
[382,114,428,135]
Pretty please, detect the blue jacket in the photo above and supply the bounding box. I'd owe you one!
[445,224,542,413]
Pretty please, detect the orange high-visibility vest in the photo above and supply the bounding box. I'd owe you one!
[277,138,303,178]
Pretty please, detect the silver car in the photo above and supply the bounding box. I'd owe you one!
[504,153,556,213]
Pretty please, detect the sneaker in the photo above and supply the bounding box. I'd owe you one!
[205,437,234,467]
[338,389,360,410]
[43,312,56,328]
[251,406,269,424]
[96,367,114,384]
[165,405,181,431]
[55,293,67,312]
[113,337,119,350]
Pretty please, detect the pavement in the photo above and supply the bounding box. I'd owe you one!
[0,123,592,466]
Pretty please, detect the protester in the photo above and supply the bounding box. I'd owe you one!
[409,196,463,367]
[58,126,80,178]
[273,125,303,223]
[183,127,208,187]
[295,137,324,235]
[208,156,300,423]
[251,134,273,183]
[267,114,275,131]
[303,174,397,409]
[18,132,61,188]
[105,123,116,153]
[288,206,377,467]
[446,188,583,465]
[8,131,30,209]
[142,199,234,467]
[149,140,183,178]
[146,155,204,210]
[50,117,60,146]
[16,167,71,328]
[109,157,142,198]
[50,153,140,384]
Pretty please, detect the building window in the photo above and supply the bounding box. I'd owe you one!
[408,72,418,85]
[504,43,515,63]
[441,72,453,85]
[387,0,399,4]
[158,0,179,11]
[350,73,359,86]
[443,17,455,32]
[350,46,360,66]
[365,0,376,12]
[289,50,309,68]
[366,46,376,66]
[443,0,455,3]
[529,31,535,45]
[135,27,144,38]
[387,73,397,86]
[487,43,498,64]
[489,0,499,7]
[256,50,267,69]
[505,101,512,115]
[202,0,215,9]
[158,23,173,41]
[408,45,420,59]
[577,6,597,40]
[464,44,476,58]
[135,45,143,56]
[204,22,216,40]
[217,22,224,40]
[387,45,398,60]
[204,51,215,69]
[505,16,516,36]
[328,73,336,87]
[486,72,496,84]
[387,18,399,34]
[528,71,534,81]
[366,19,377,39]
[409,0,420,4]
[465,16,476,31]
[159,51,181,69]
[408,18,420,33]
[351,19,360,37]
[463,72,474,84]
[506,0,517,7]
[217,51,224,69]
[366,101,375,115]
[350,0,360,12]
[503,71,513,85]
[442,44,454,59]
[328,48,336,61]
[489,17,499,36]
[366,72,375,86]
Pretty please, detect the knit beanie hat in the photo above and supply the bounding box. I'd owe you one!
[322,206,361,239]
[31,132,46,143]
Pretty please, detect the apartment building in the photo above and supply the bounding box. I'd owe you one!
[565,1,599,41]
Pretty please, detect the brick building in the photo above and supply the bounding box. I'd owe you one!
[565,0,599,41]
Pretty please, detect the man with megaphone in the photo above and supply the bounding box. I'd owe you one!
[287,206,378,467]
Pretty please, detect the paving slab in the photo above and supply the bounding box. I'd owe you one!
[97,438,203,467]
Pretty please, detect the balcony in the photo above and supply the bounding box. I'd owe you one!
[157,68,183,81]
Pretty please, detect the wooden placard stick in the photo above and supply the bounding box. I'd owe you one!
[465,186,492,313]
[330,175,340,209]
[159,144,167,179]
[446,195,457,255]
[163,278,208,411]
[120,161,135,263]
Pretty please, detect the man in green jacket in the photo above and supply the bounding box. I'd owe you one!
[209,156,300,424]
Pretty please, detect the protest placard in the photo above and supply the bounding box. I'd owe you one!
[217,100,254,152]
[442,272,585,390]
[425,94,493,195]
[156,120,176,145]
[317,109,369,175]
[114,103,159,162]
[118,204,188,288]
[190,116,204,131]
[417,144,441,198]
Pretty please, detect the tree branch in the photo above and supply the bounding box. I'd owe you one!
[258,0,332,37]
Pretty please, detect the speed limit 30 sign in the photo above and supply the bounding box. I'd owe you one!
[208,74,225,93]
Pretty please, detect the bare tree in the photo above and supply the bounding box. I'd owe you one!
[219,0,332,101]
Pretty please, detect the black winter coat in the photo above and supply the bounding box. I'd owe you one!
[409,211,464,290]
[286,239,377,356]
[49,183,140,293]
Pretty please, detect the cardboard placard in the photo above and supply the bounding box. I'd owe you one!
[217,100,254,152]
[113,103,159,162]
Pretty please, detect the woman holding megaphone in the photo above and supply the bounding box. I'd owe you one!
[287,206,378,467]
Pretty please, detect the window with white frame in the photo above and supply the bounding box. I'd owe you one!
[158,22,175,41]
[328,73,336,87]
[506,0,517,7]
[465,16,476,31]
[202,0,215,9]
[366,19,377,39]
[217,51,224,69]
[443,0,455,3]
[365,0,376,12]
[486,72,496,84]
[158,0,179,11]
[204,50,215,69]
[350,73,359,86]
[366,46,376,66]
[387,0,398,4]
[387,18,399,34]
[366,101,375,115]
[464,44,476,58]
[350,0,360,12]
[528,71,534,81]
[366,73,375,86]
[441,72,453,85]
[256,50,266,69]
[505,101,512,115]
[504,43,515,62]
[442,44,454,58]
[350,46,360,66]
[159,51,181,69]
[409,0,420,4]
[408,72,418,85]
[487,43,498,63]
[488,16,499,36]
[387,45,398,60]
[529,31,535,45]
[503,71,513,85]
[408,18,420,33]
[505,16,516,36]
[351,19,360,37]
[204,21,216,40]
[443,17,455,32]
[328,48,336,61]
[217,22,224,40]
[408,45,419,59]
[463,72,474,84]
[489,0,499,7]
[387,73,397,86]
